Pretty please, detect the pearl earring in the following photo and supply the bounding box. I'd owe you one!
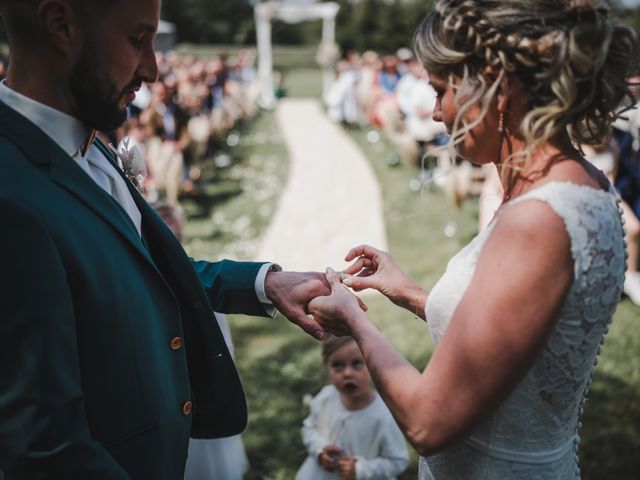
[498,112,505,134]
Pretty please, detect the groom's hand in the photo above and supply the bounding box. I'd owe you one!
[264,271,330,340]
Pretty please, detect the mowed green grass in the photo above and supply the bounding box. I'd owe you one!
[181,67,640,479]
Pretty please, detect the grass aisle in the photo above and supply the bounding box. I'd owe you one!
[183,111,639,480]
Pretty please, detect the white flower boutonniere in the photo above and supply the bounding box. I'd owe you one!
[109,137,146,189]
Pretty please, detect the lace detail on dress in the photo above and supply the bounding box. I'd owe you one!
[422,182,627,480]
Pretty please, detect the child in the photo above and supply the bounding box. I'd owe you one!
[296,335,408,480]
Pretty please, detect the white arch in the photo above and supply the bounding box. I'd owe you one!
[254,1,340,108]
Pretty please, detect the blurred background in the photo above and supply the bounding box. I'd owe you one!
[1,1,638,478]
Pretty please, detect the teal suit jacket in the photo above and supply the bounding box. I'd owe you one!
[0,101,268,479]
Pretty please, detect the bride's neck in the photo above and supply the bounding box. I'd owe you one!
[498,134,579,202]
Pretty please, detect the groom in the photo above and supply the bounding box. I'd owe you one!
[0,0,328,478]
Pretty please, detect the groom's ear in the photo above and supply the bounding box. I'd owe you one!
[37,0,82,57]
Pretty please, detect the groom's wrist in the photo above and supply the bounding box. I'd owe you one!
[256,263,282,317]
[262,264,283,299]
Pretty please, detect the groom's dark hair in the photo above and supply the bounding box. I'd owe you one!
[0,0,121,47]
[0,0,39,48]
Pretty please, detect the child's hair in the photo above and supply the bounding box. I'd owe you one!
[322,334,356,364]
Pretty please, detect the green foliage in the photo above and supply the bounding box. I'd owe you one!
[157,0,640,57]
[1,0,639,49]
[579,301,640,478]
[278,68,323,97]
[337,0,434,54]
[159,0,640,57]
[161,0,255,44]
[611,2,640,42]
[160,0,433,52]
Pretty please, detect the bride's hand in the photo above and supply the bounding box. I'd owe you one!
[341,245,419,308]
[308,268,368,336]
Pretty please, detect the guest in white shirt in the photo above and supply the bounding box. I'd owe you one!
[396,58,446,168]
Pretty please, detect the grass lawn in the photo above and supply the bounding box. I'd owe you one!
[181,68,640,479]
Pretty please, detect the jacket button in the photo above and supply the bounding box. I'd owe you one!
[182,401,192,416]
[170,337,184,350]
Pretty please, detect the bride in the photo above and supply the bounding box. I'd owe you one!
[309,1,637,478]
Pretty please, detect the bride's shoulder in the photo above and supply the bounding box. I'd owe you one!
[487,176,621,271]
[490,199,571,253]
[544,156,610,192]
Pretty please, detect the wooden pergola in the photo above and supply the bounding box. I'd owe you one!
[254,0,340,108]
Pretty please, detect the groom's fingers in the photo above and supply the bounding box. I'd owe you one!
[356,295,368,312]
[287,308,325,340]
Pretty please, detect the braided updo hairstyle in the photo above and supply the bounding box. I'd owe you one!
[414,0,639,164]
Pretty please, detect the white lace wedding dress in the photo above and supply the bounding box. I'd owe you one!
[421,182,627,479]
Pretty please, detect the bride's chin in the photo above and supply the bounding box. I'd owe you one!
[456,148,494,167]
[455,148,474,164]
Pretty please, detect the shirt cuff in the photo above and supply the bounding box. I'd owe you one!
[255,262,282,318]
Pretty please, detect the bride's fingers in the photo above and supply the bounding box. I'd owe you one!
[356,268,376,277]
[343,257,377,276]
[343,257,368,275]
[345,245,368,262]
[323,268,367,309]
[342,274,377,292]
[325,267,343,288]
[308,295,334,317]
[345,244,379,262]
[307,295,322,313]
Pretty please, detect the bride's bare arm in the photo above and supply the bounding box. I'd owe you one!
[311,201,573,456]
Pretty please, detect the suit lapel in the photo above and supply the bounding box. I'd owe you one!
[94,137,203,296]
[0,101,157,270]
[94,138,184,265]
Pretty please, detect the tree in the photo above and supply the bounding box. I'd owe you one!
[161,0,255,44]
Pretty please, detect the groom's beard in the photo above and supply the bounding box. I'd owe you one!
[69,44,131,132]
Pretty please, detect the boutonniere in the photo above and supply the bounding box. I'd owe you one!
[109,137,146,189]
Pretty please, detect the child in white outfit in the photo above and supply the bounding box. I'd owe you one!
[296,335,408,480]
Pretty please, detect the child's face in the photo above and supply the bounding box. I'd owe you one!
[327,341,372,400]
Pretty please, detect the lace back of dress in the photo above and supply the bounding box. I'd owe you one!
[493,182,627,468]
[422,182,627,480]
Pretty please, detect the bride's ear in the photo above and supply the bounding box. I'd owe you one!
[496,74,514,115]
[483,65,511,114]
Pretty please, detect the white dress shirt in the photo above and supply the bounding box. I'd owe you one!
[0,81,275,314]
[0,80,142,235]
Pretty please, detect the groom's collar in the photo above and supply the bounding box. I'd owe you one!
[0,80,92,158]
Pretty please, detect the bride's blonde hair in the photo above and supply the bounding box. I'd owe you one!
[414,0,639,170]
